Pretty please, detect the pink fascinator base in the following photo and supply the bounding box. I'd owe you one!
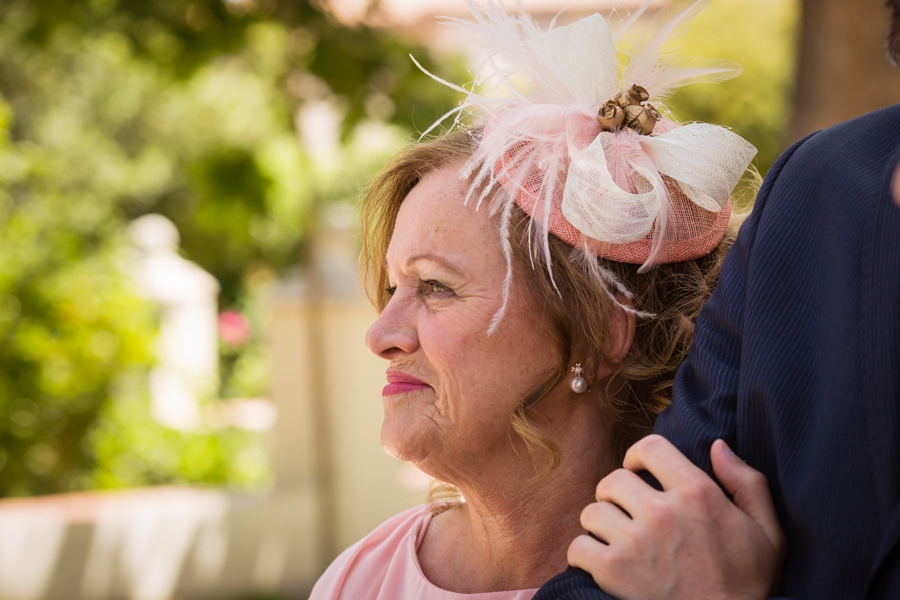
[497,118,732,266]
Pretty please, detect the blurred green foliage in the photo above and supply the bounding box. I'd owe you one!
[86,387,271,489]
[0,0,459,497]
[667,0,799,176]
[0,0,798,498]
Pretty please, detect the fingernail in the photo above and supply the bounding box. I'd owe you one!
[719,439,735,459]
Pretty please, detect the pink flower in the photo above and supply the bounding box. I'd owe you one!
[218,311,251,347]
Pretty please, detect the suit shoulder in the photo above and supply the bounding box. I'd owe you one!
[787,103,900,176]
[743,104,900,238]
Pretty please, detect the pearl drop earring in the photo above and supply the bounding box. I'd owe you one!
[570,363,588,394]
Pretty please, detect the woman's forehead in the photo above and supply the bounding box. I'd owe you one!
[386,166,502,272]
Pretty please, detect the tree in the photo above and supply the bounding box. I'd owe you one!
[790,0,900,143]
[0,0,462,496]
[664,0,799,178]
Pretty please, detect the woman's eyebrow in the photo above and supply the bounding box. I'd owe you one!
[405,253,465,277]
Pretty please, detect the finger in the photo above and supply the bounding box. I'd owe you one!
[580,500,632,544]
[595,468,656,517]
[568,535,632,600]
[710,439,784,549]
[622,434,707,491]
[567,534,610,579]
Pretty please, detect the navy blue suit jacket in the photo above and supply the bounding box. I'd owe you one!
[535,103,900,600]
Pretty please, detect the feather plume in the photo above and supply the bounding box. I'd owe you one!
[618,0,742,104]
[412,0,754,331]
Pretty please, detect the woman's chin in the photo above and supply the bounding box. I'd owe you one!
[380,423,432,464]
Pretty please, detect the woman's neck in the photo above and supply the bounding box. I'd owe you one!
[417,395,616,593]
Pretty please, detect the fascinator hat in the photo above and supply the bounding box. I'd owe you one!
[414,0,757,331]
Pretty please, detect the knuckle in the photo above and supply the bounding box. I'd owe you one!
[641,434,667,455]
[643,433,666,446]
[607,468,628,483]
[615,525,642,554]
[566,542,578,566]
[642,496,673,528]
[567,537,588,568]
[568,535,607,574]
[629,434,662,457]
[601,547,623,573]
[682,476,717,505]
[597,469,626,498]
[625,433,664,462]
[580,502,601,529]
[746,469,770,490]
[567,535,589,560]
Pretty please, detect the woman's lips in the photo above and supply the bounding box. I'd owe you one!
[383,371,431,396]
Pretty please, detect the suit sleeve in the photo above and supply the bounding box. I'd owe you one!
[652,133,815,475]
[649,134,816,600]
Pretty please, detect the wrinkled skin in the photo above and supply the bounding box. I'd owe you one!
[365,165,560,478]
[366,164,627,593]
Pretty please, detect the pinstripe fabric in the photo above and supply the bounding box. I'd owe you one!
[534,103,900,600]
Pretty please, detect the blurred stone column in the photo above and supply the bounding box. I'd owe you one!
[268,97,428,574]
[269,204,429,569]
[130,214,220,431]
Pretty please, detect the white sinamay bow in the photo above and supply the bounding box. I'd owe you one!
[527,14,757,250]
[414,0,759,330]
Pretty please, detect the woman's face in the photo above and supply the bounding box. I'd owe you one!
[365,165,559,482]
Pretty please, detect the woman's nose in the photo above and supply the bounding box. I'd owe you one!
[365,297,419,359]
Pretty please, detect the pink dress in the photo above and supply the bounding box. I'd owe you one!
[310,504,538,600]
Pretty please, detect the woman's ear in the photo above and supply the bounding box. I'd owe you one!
[598,294,636,380]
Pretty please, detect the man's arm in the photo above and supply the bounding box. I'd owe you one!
[532,440,785,600]
[570,436,785,600]
[649,134,816,472]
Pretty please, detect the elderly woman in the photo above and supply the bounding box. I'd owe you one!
[311,1,765,598]
[311,127,736,597]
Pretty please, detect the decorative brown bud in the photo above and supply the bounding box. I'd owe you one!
[624,103,661,135]
[614,89,636,108]
[597,100,625,131]
[614,84,650,107]
[644,103,662,130]
[623,104,643,123]
[628,84,650,104]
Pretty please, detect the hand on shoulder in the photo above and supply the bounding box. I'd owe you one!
[568,435,786,600]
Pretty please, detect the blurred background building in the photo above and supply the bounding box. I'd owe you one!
[0,0,898,598]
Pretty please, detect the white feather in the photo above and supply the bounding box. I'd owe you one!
[411,0,749,331]
[619,0,742,103]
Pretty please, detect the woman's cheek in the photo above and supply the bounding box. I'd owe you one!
[421,322,484,402]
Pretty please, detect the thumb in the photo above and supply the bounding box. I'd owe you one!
[710,439,783,549]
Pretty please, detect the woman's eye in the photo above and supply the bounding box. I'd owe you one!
[420,279,450,295]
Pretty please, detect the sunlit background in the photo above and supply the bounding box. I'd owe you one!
[0,0,898,598]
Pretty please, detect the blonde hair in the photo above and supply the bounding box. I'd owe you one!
[360,130,733,504]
